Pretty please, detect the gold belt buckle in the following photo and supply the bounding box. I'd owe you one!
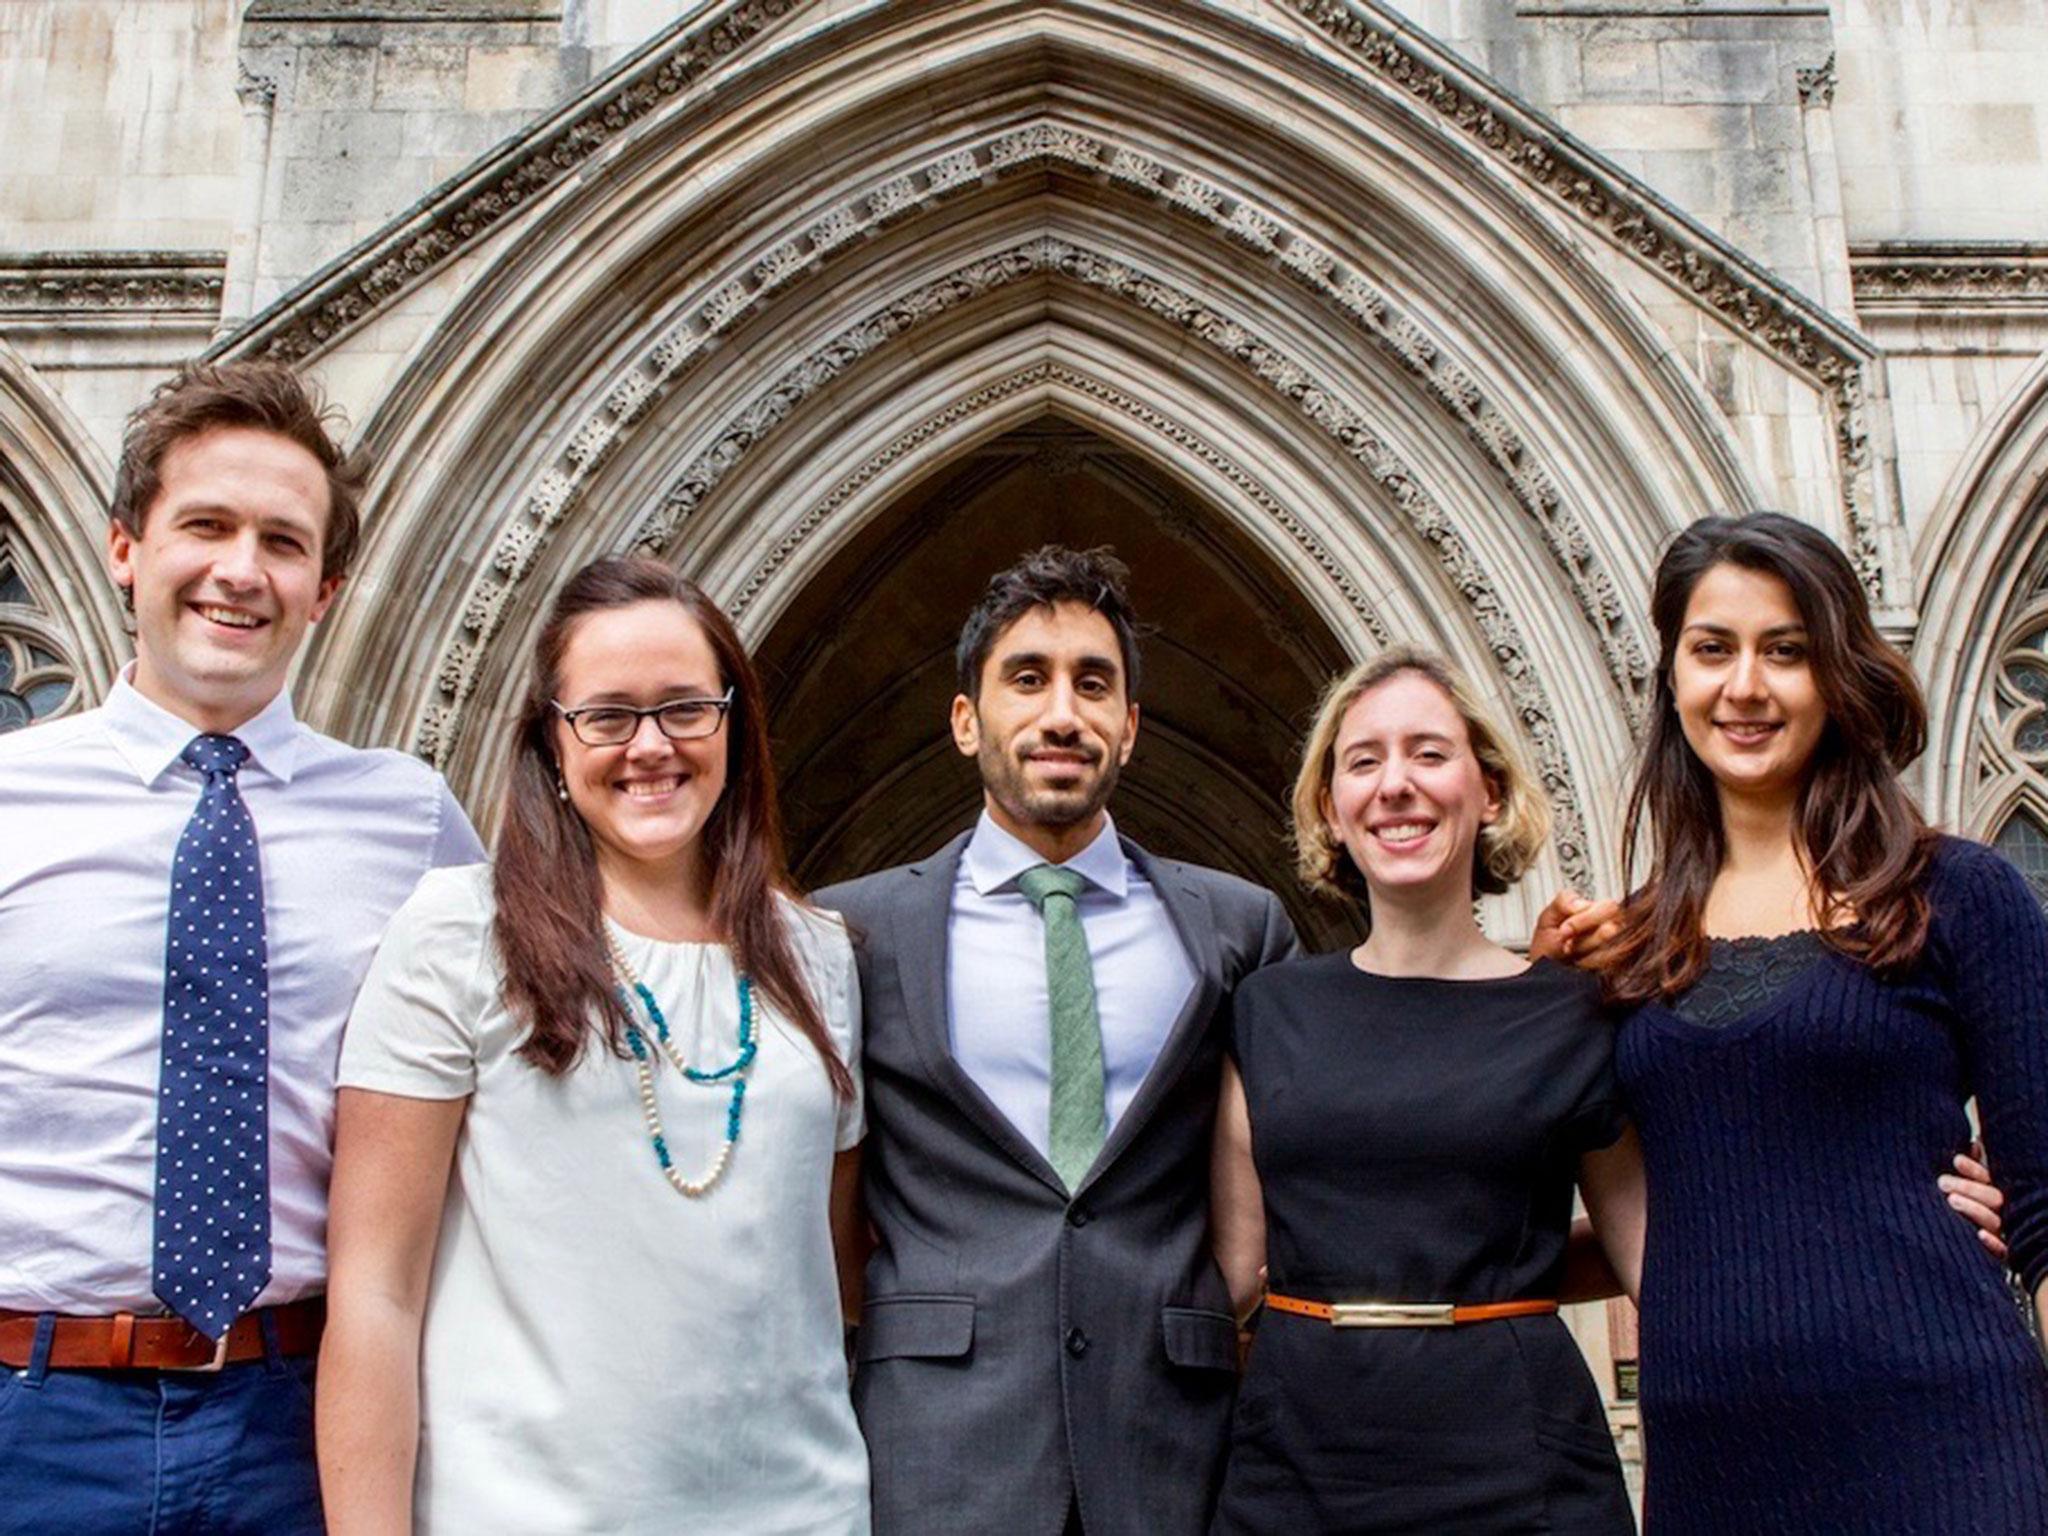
[1327,1302,1456,1328]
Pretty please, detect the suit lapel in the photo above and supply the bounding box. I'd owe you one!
[1082,838,1224,1188]
[892,833,1068,1197]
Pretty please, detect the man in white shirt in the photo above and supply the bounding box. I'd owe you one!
[0,362,484,1536]
[817,547,1300,1536]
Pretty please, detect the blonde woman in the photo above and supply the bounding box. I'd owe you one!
[1209,649,1642,1533]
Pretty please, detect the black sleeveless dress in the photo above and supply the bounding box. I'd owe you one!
[1212,953,1633,1535]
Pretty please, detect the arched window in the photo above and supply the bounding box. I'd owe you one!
[0,535,82,733]
[1995,807,2048,915]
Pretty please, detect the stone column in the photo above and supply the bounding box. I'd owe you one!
[1797,52,1858,321]
[221,66,278,333]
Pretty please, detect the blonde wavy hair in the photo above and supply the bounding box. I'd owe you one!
[1291,647,1551,906]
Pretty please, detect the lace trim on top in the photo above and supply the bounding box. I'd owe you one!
[1669,930,1828,1028]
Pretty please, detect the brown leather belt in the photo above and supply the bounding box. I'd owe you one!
[0,1299,325,1371]
[1265,1293,1558,1329]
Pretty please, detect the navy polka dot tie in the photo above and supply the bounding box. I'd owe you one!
[153,733,271,1341]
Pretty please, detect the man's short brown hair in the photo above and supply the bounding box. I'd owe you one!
[111,360,368,581]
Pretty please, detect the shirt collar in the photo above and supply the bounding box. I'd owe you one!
[101,664,305,788]
[964,807,1129,899]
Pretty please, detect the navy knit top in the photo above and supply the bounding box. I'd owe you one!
[1616,836,2048,1533]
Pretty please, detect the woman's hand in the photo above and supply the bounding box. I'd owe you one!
[1942,1148,2007,1261]
[1531,889,1625,967]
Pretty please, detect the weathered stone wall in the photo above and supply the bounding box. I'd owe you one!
[1833,0,2048,243]
[237,1,588,314]
[0,0,240,252]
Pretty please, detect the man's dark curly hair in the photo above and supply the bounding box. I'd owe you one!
[955,545,1142,700]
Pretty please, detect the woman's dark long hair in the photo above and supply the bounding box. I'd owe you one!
[1599,513,1938,1005]
[492,556,854,1098]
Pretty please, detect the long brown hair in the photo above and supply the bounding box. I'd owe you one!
[493,556,854,1097]
[1600,514,1937,1004]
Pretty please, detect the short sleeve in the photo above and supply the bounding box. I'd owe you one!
[1565,1080,1627,1154]
[789,901,865,1151]
[337,864,494,1100]
[1559,969,1626,1153]
[428,777,487,868]
[831,926,865,1152]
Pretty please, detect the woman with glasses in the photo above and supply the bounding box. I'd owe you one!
[316,558,869,1534]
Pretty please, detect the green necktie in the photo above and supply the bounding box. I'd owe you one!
[1018,863,1107,1193]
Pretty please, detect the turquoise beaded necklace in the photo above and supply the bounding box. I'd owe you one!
[605,930,756,1197]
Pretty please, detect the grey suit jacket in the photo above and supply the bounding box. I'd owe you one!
[818,833,1299,1536]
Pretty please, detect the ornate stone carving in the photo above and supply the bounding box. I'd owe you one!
[1795,54,1837,109]
[210,1,1879,595]
[412,121,1652,779]
[1850,244,2048,309]
[245,2,560,17]
[220,0,806,365]
[234,67,279,108]
[0,253,226,318]
[417,236,1595,884]
[1284,0,1885,593]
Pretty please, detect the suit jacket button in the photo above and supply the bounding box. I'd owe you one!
[1065,1327,1089,1358]
[1067,1204,1090,1227]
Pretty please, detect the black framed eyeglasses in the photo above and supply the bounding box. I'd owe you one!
[551,690,735,746]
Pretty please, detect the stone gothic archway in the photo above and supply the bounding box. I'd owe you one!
[225,0,1779,924]
[0,339,124,724]
[753,413,1362,950]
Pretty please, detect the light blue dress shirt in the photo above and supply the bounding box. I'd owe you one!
[946,810,1200,1160]
[0,670,484,1313]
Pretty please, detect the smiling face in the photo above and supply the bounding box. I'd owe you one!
[1670,562,1827,811]
[106,425,340,733]
[1322,669,1500,910]
[552,600,730,888]
[951,600,1138,850]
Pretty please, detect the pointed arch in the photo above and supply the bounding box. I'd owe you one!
[1915,352,2048,830]
[0,341,125,712]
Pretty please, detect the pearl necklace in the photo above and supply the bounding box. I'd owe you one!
[605,930,757,1198]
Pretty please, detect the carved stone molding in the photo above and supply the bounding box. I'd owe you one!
[218,0,803,366]
[407,121,1650,784]
[1284,0,1884,591]
[726,360,1397,655]
[0,253,226,319]
[415,240,1594,885]
[235,67,280,108]
[1795,54,1837,109]
[210,0,1878,587]
[1850,245,2048,311]
[243,1,560,21]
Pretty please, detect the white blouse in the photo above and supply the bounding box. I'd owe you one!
[339,865,868,1535]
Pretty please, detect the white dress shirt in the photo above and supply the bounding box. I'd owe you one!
[946,810,1199,1159]
[0,672,484,1314]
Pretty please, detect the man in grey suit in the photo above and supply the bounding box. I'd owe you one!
[818,547,1298,1536]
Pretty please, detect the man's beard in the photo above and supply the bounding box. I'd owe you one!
[978,737,1121,831]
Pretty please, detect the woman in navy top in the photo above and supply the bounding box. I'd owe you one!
[1595,513,2048,1532]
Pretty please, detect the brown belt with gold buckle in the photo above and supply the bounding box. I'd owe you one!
[0,1299,325,1372]
[1264,1293,1558,1328]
